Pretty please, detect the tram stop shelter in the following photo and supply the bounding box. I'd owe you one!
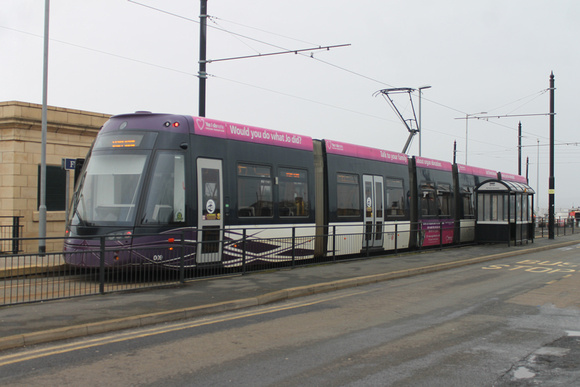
[474,179,535,246]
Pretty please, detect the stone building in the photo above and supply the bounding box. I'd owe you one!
[0,101,109,253]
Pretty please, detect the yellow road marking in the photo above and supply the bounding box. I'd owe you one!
[0,288,372,367]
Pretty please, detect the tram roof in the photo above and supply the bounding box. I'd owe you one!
[476,179,535,194]
[415,156,452,172]
[457,164,498,179]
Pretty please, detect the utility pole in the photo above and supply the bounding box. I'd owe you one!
[526,156,529,182]
[198,0,207,117]
[548,72,555,239]
[39,0,50,253]
[418,85,431,156]
[453,140,457,164]
[536,138,540,213]
[518,121,522,176]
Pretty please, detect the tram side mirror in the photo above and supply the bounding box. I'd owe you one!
[74,158,85,187]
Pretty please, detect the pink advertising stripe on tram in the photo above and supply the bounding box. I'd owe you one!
[192,117,313,151]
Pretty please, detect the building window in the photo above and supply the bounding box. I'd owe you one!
[37,165,66,211]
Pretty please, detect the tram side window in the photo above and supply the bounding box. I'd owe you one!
[142,153,186,224]
[278,168,309,217]
[420,183,437,216]
[461,188,474,218]
[386,178,405,218]
[337,173,361,217]
[437,184,452,216]
[237,164,273,217]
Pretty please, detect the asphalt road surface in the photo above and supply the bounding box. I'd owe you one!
[1,244,579,386]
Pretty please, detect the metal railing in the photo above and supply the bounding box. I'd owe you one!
[0,216,23,254]
[2,220,564,307]
[535,220,577,238]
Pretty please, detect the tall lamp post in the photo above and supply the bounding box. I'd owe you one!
[39,0,50,253]
[418,85,431,157]
[464,111,486,164]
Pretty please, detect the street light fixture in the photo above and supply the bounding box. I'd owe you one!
[418,85,431,157]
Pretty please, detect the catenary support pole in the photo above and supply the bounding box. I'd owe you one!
[198,0,207,117]
[548,72,555,239]
[518,121,522,176]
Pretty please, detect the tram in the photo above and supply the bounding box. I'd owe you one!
[64,112,523,268]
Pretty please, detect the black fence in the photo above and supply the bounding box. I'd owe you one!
[0,216,23,254]
[535,220,577,238]
[0,221,576,307]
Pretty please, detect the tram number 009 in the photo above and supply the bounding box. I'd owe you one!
[153,255,164,261]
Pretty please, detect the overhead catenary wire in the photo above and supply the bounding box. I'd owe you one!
[3,3,568,167]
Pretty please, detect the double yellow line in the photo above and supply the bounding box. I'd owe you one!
[0,288,372,367]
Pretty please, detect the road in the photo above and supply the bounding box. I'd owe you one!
[1,244,579,386]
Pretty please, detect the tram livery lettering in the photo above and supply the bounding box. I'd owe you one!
[194,117,313,151]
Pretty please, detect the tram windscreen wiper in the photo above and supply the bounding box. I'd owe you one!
[71,194,93,227]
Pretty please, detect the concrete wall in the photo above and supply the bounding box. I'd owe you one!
[0,101,110,253]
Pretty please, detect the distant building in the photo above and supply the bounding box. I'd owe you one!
[0,101,109,252]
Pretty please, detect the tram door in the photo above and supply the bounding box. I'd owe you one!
[197,158,223,263]
[362,175,385,248]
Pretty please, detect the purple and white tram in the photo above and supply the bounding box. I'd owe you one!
[64,112,528,268]
[65,113,317,268]
[409,156,456,248]
[64,113,416,268]
[320,140,410,255]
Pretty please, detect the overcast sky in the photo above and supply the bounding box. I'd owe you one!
[1,0,579,212]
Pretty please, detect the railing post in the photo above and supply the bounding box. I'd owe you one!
[365,228,369,257]
[439,221,443,250]
[12,216,20,254]
[291,227,296,268]
[394,223,398,255]
[99,236,105,294]
[180,231,185,283]
[332,225,336,262]
[241,229,247,275]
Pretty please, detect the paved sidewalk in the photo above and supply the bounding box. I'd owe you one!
[1,234,580,351]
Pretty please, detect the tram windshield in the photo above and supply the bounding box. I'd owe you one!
[70,153,148,226]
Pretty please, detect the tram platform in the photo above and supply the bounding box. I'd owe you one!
[1,233,580,351]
